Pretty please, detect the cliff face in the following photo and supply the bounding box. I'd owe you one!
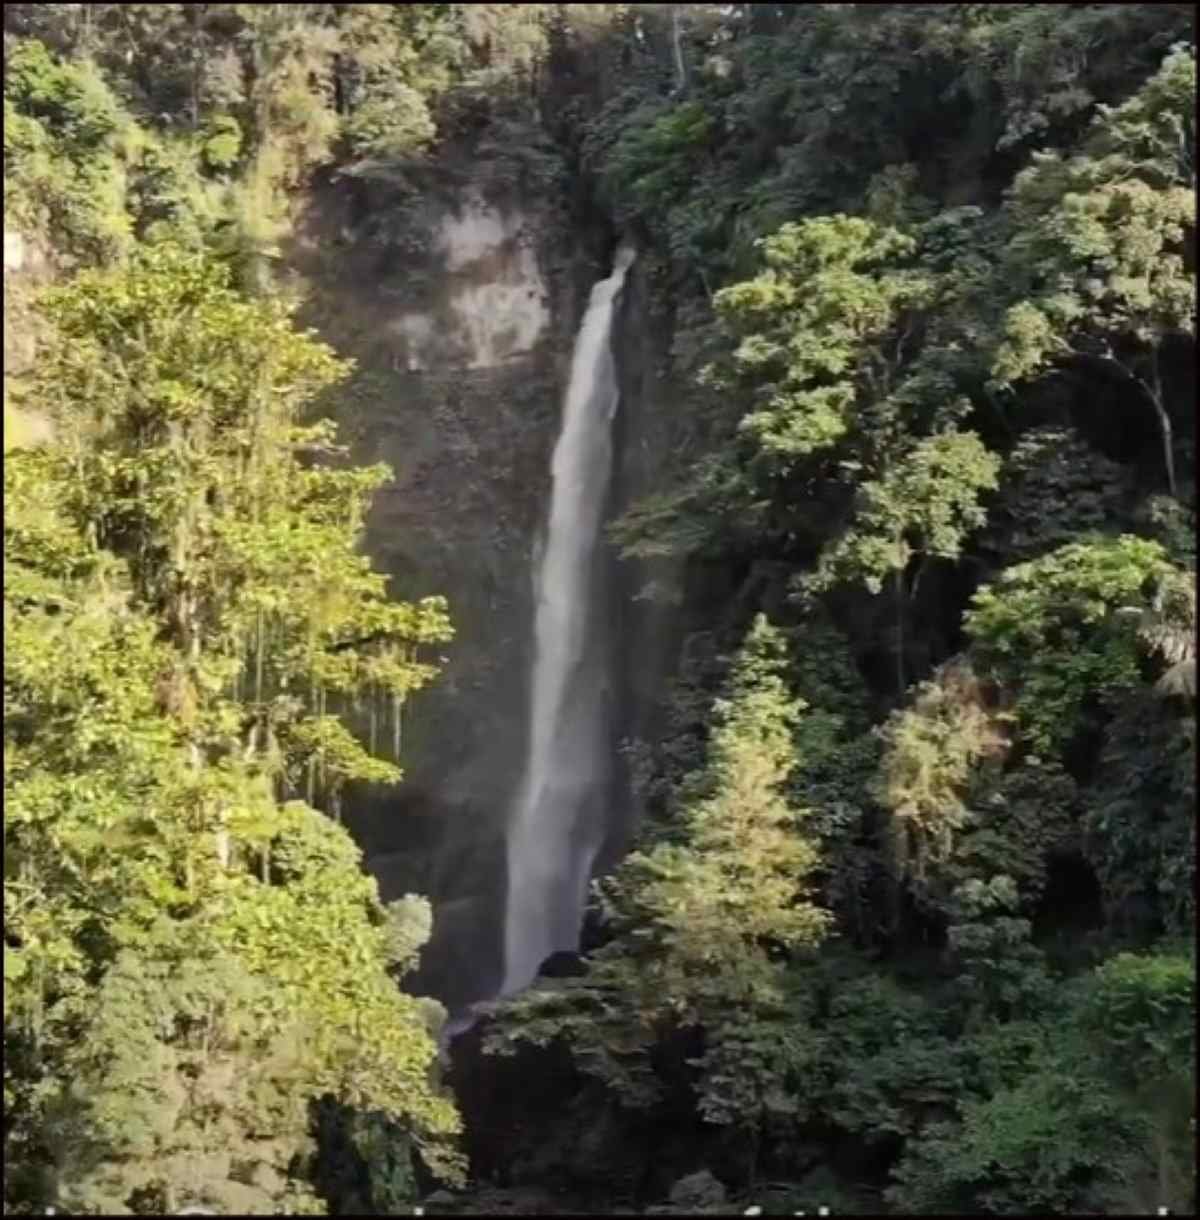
[284,153,678,1013]
[603,257,689,873]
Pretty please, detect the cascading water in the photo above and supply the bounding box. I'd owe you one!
[502,244,636,998]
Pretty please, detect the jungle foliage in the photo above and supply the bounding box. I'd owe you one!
[4,247,458,1211]
[479,4,1196,1216]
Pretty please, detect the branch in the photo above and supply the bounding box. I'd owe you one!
[894,315,916,367]
[325,629,399,654]
[1064,345,1163,410]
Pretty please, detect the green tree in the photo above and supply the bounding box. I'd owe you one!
[603,615,830,1012]
[1087,690,1195,940]
[710,216,933,469]
[486,615,830,1140]
[945,875,1049,1026]
[803,429,1000,695]
[4,245,460,1213]
[3,38,137,263]
[619,214,1001,694]
[964,535,1179,751]
[1082,950,1195,1212]
[889,950,1195,1215]
[990,45,1196,497]
[29,244,451,811]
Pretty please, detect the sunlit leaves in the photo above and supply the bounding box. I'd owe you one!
[5,243,462,1210]
[712,216,929,468]
[29,243,452,798]
[876,660,1009,883]
[807,430,1001,596]
[989,46,1195,498]
[964,535,1180,749]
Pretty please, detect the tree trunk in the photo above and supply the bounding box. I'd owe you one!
[1070,348,1176,498]
[1147,348,1177,499]
[893,549,906,698]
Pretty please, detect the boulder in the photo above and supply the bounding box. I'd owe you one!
[668,1169,727,1211]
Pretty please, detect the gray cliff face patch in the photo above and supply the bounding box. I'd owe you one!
[389,194,551,373]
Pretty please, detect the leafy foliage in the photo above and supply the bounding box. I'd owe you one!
[486,616,829,1134]
[4,245,461,1212]
[4,39,136,262]
[5,3,1197,1214]
[890,950,1195,1215]
[876,660,1009,886]
[990,45,1195,493]
[964,535,1178,750]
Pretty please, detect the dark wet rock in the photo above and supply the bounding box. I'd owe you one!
[538,949,588,979]
[668,1169,728,1211]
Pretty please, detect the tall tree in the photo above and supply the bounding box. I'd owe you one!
[486,615,830,1141]
[4,245,460,1213]
[990,45,1196,496]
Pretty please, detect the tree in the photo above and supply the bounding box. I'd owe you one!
[485,615,830,1139]
[3,38,137,263]
[710,215,934,469]
[875,660,1009,904]
[4,244,460,1212]
[1082,950,1195,1212]
[1087,691,1195,940]
[963,534,1179,752]
[802,429,1000,693]
[30,243,451,809]
[990,45,1196,497]
[889,950,1195,1215]
[631,214,1001,694]
[945,875,1049,1026]
[605,614,830,1010]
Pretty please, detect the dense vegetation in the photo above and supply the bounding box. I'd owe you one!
[4,3,1195,1216]
[488,5,1196,1214]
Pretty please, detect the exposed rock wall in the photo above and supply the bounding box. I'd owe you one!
[285,152,685,1014]
[287,160,610,1011]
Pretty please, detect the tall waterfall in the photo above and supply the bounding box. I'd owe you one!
[502,244,636,997]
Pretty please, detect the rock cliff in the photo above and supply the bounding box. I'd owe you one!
[285,151,679,1013]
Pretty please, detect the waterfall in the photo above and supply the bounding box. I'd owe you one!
[502,244,636,997]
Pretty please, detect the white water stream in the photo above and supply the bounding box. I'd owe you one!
[501,245,636,997]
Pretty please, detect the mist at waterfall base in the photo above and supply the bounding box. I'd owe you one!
[499,244,637,1001]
